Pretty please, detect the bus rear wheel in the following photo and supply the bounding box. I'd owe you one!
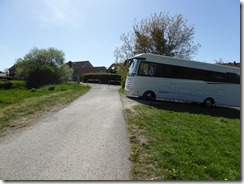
[203,98,215,107]
[143,91,156,101]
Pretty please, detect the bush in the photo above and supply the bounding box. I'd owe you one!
[30,88,36,92]
[115,63,128,88]
[26,64,59,88]
[48,86,55,91]
[15,47,71,89]
[0,80,26,90]
[11,80,26,89]
[83,73,121,85]
[0,81,12,89]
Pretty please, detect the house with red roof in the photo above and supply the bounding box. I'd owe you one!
[66,61,106,81]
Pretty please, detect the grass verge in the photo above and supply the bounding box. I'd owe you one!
[119,87,125,94]
[0,82,90,134]
[126,104,240,180]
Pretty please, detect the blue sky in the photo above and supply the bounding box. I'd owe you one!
[0,0,241,71]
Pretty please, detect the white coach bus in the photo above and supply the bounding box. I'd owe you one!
[124,53,240,107]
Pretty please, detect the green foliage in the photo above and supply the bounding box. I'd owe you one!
[115,63,128,88]
[0,81,12,89]
[11,80,26,89]
[30,88,36,92]
[15,47,71,88]
[0,80,26,90]
[26,63,59,88]
[126,105,240,180]
[48,86,55,91]
[58,64,73,83]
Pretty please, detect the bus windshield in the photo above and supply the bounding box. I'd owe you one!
[128,58,139,77]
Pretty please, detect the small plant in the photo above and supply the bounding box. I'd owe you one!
[30,88,36,92]
[59,87,67,91]
[48,86,55,91]
[11,80,26,89]
[129,148,140,162]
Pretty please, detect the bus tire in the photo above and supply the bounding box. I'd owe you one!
[203,98,215,107]
[143,91,156,101]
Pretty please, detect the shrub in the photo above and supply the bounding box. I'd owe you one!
[48,86,55,91]
[15,47,71,89]
[116,64,128,88]
[26,64,59,88]
[11,80,26,89]
[0,80,27,90]
[0,81,12,89]
[30,88,36,92]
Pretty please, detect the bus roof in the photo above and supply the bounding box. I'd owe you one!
[132,53,240,75]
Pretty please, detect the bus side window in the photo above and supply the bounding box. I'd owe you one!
[148,64,156,76]
[139,62,149,76]
[139,62,155,76]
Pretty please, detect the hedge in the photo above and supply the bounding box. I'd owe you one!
[82,73,121,85]
[0,80,26,90]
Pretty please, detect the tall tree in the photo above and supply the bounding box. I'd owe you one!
[114,12,201,62]
[15,47,72,88]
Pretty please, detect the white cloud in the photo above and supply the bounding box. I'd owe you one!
[16,0,85,28]
[40,0,84,28]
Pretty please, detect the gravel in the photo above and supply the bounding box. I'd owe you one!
[0,84,130,180]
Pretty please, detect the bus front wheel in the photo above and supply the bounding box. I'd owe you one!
[143,91,156,101]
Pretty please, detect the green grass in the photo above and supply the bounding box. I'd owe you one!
[0,81,90,133]
[126,104,240,180]
[119,87,125,94]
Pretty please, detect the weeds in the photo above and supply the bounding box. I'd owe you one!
[126,105,240,180]
[0,82,90,133]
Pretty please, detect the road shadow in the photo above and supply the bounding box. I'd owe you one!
[127,96,240,119]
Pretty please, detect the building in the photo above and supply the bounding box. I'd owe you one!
[8,66,16,77]
[218,62,240,68]
[66,61,106,81]
[107,63,121,73]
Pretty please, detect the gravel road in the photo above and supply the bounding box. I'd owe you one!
[0,84,130,180]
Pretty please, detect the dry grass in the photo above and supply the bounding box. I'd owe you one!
[0,83,90,136]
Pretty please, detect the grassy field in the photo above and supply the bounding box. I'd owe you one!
[0,81,90,134]
[126,101,240,180]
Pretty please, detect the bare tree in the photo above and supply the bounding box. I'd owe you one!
[215,58,224,64]
[114,32,135,63]
[114,12,201,62]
